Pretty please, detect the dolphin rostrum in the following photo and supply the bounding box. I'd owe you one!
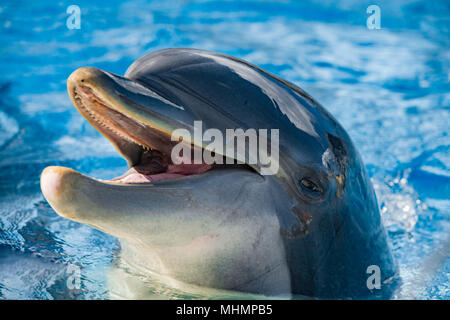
[41,48,396,298]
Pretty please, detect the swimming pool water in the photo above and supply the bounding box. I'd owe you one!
[0,0,448,299]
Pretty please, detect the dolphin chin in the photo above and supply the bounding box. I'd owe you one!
[41,48,397,299]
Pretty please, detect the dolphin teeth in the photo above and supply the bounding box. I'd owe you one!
[73,87,152,151]
[71,84,213,185]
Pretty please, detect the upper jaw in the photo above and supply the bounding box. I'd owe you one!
[67,67,185,168]
[66,67,265,186]
[66,67,245,185]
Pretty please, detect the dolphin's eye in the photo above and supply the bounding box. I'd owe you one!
[299,178,323,199]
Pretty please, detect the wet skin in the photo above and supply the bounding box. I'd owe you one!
[41,48,396,298]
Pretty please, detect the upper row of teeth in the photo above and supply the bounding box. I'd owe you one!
[74,89,152,151]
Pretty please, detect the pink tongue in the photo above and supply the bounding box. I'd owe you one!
[166,163,212,175]
[115,163,212,183]
[120,172,184,183]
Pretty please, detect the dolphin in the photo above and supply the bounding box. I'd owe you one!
[40,48,396,298]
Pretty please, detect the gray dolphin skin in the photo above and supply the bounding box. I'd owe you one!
[40,48,397,299]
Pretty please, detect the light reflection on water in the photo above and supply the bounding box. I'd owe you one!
[0,0,448,299]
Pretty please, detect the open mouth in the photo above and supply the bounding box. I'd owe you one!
[71,84,215,184]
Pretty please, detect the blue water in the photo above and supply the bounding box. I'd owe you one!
[0,0,448,299]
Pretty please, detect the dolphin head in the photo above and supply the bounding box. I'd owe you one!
[41,49,396,298]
